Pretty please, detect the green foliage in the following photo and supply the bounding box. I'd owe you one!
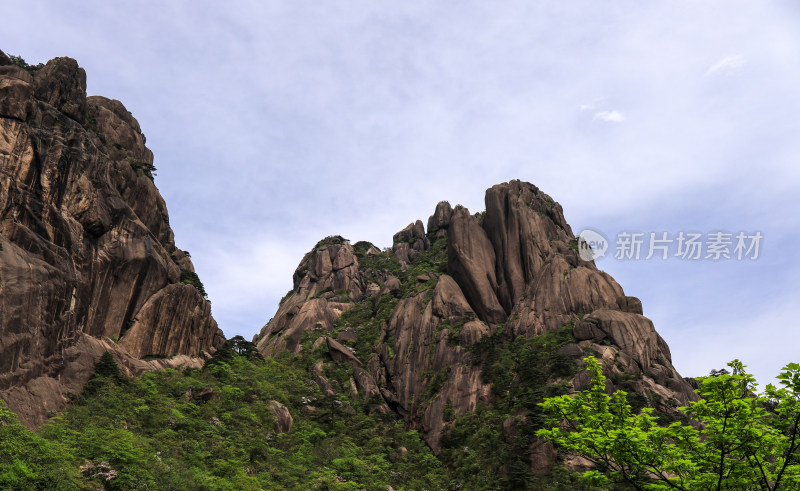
[207,336,263,366]
[356,249,403,279]
[440,326,580,489]
[180,268,208,299]
[0,401,80,489]
[421,367,451,404]
[470,325,577,411]
[83,110,98,133]
[537,357,800,490]
[315,235,349,248]
[279,288,295,306]
[334,293,398,361]
[82,351,123,397]
[7,54,44,72]
[126,157,157,181]
[353,236,448,300]
[352,240,378,256]
[398,237,448,299]
[95,351,121,379]
[3,349,448,489]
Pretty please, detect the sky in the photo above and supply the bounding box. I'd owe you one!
[2,1,798,388]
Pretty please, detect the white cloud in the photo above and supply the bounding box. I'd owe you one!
[705,55,746,76]
[593,110,626,123]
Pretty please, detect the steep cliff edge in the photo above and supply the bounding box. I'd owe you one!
[255,180,697,473]
[0,50,224,426]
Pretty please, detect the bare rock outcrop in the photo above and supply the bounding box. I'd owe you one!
[447,206,506,324]
[269,400,294,434]
[392,219,430,267]
[431,274,473,319]
[32,56,87,123]
[426,201,453,237]
[0,51,223,426]
[256,236,360,355]
[0,65,33,120]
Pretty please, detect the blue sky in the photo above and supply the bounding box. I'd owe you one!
[3,1,798,387]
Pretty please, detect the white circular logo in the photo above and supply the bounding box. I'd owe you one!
[577,229,609,261]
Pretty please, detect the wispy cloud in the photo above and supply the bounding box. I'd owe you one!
[580,97,607,112]
[705,55,746,76]
[593,110,626,123]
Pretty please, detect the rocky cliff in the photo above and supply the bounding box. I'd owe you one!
[0,50,224,426]
[255,179,697,472]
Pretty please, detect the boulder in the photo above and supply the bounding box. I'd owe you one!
[269,400,293,433]
[392,219,430,265]
[556,343,583,358]
[431,275,473,319]
[33,56,87,123]
[584,309,659,369]
[459,320,489,346]
[530,440,557,475]
[616,295,644,315]
[427,201,453,235]
[325,337,362,366]
[0,65,33,120]
[336,329,358,344]
[573,319,606,342]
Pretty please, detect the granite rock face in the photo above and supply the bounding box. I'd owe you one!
[0,51,223,426]
[256,236,360,356]
[255,179,697,459]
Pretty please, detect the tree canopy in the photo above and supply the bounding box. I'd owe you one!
[537,357,800,490]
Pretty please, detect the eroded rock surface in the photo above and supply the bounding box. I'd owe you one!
[0,51,223,426]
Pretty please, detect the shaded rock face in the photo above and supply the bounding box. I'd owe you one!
[0,51,223,427]
[257,179,697,461]
[426,201,452,237]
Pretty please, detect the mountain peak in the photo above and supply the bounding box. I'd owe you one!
[0,51,223,427]
[254,179,696,459]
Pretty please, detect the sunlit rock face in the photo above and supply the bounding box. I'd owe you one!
[0,50,223,427]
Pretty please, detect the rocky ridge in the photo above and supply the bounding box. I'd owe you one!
[0,50,224,426]
[255,179,697,472]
